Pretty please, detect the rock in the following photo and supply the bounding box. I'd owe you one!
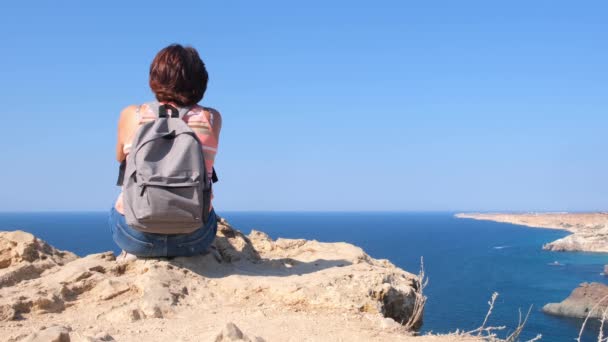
[214,322,265,342]
[92,332,115,341]
[0,303,16,321]
[543,282,608,319]
[89,279,130,301]
[247,230,273,253]
[604,265,608,276]
[372,282,422,329]
[101,305,143,322]
[214,322,245,341]
[214,220,261,262]
[73,332,116,342]
[0,231,77,266]
[32,293,65,313]
[543,227,608,252]
[0,262,56,288]
[0,219,427,341]
[21,325,71,342]
[0,231,77,288]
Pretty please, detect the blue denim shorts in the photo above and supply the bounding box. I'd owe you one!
[108,207,218,257]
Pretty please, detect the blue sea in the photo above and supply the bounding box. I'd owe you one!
[1,212,606,341]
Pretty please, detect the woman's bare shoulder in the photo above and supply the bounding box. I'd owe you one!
[119,105,139,122]
[201,106,221,117]
[117,105,141,142]
[199,106,222,126]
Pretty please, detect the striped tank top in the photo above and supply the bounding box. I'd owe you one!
[114,103,220,215]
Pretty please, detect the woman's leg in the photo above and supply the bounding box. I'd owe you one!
[166,209,218,257]
[108,207,165,257]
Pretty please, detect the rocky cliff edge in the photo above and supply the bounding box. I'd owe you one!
[0,218,472,342]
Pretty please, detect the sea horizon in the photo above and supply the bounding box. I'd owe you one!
[1,209,607,214]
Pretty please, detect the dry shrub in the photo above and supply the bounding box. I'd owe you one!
[403,256,428,331]
[426,292,541,341]
[577,294,608,342]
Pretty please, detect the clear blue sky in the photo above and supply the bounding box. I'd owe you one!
[1,1,606,212]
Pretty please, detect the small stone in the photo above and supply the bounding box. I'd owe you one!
[93,332,115,341]
[92,279,130,301]
[140,302,163,318]
[33,294,65,313]
[0,304,16,321]
[214,322,244,341]
[21,325,71,342]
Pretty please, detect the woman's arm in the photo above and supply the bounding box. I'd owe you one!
[116,105,139,162]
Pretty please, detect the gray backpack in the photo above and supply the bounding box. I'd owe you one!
[118,102,214,234]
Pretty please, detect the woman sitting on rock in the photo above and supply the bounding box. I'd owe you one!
[109,44,222,260]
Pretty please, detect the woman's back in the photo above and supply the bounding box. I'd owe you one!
[114,103,222,215]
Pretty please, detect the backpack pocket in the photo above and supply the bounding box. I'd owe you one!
[134,181,204,225]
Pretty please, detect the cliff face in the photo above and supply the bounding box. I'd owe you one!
[0,218,440,342]
[542,227,608,253]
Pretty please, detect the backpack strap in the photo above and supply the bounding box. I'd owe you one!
[116,160,126,186]
[146,101,191,119]
[212,167,219,183]
[116,105,142,186]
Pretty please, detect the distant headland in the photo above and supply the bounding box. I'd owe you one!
[455,212,608,253]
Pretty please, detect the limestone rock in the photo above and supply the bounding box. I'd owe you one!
[0,218,428,341]
[92,332,115,341]
[73,332,115,342]
[214,219,261,262]
[214,322,265,342]
[0,231,77,288]
[20,325,71,342]
[543,225,608,253]
[543,282,608,319]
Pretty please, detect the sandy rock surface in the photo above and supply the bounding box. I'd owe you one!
[455,212,608,253]
[0,219,472,341]
[542,282,608,319]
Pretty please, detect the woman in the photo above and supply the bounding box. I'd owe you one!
[109,44,222,259]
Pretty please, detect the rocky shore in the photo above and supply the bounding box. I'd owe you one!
[542,282,608,319]
[455,212,608,253]
[0,219,480,342]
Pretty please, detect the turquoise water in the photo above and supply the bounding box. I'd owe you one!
[0,212,606,341]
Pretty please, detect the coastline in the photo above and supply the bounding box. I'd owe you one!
[456,212,608,323]
[455,212,608,253]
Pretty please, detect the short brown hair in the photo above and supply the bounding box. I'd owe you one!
[149,44,208,107]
